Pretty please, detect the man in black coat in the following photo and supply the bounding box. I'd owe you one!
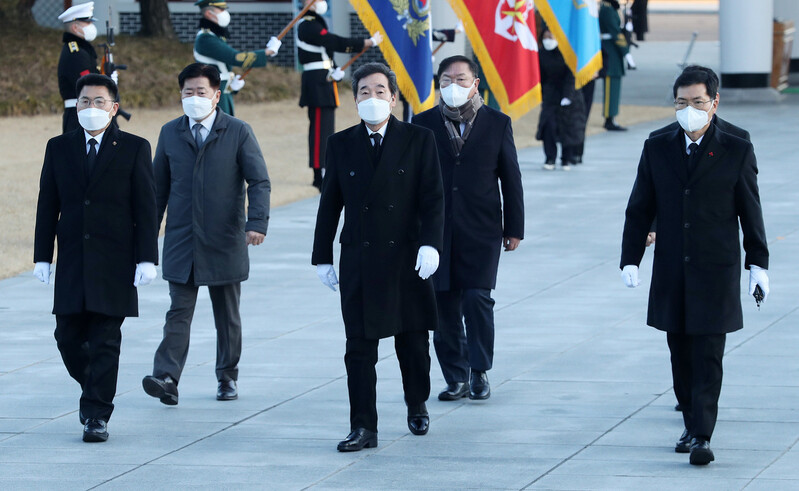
[413,55,524,402]
[57,2,101,134]
[297,0,381,190]
[312,62,444,452]
[33,74,159,442]
[620,66,769,465]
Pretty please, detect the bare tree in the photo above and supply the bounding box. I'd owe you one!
[15,0,36,23]
[139,0,176,38]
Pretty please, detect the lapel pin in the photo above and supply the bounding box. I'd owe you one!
[112,141,117,146]
[708,151,713,157]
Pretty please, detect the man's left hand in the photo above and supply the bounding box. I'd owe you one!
[503,237,521,251]
[134,262,157,287]
[266,36,281,56]
[229,74,245,91]
[415,245,439,280]
[749,265,769,302]
[246,231,265,246]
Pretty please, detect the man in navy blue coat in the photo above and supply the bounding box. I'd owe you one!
[413,55,524,402]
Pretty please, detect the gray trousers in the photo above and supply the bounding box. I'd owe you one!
[152,273,242,384]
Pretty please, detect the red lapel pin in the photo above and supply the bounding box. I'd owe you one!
[708,151,714,157]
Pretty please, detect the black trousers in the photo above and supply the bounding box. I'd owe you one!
[434,289,495,385]
[153,271,242,384]
[55,312,124,422]
[575,80,596,158]
[345,330,431,432]
[667,332,726,441]
[307,106,335,170]
[62,107,79,134]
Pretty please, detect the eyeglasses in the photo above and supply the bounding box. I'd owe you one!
[673,99,713,110]
[77,97,114,109]
[439,76,474,88]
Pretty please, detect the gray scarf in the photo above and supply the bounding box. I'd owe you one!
[439,94,483,156]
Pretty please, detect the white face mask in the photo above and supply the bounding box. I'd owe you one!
[676,105,710,133]
[214,10,230,28]
[78,107,112,132]
[314,1,328,16]
[357,97,392,125]
[182,95,215,120]
[542,38,558,51]
[440,81,474,108]
[81,23,97,42]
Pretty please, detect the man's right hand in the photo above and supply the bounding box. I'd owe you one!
[266,36,282,56]
[621,265,639,288]
[330,67,345,82]
[33,262,51,284]
[366,31,383,47]
[645,232,656,247]
[316,264,339,291]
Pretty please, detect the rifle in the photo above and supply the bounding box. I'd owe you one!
[100,7,131,121]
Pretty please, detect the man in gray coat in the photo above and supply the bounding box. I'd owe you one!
[142,63,270,404]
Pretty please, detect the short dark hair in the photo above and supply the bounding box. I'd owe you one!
[437,55,479,80]
[76,73,118,101]
[178,63,222,90]
[351,62,399,97]
[673,65,719,99]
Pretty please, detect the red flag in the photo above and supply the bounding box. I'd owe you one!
[446,0,541,120]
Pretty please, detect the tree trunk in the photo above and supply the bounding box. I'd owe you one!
[139,0,176,38]
[16,0,37,23]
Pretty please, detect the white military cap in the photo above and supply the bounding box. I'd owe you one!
[58,2,96,23]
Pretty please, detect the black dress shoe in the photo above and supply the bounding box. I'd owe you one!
[675,428,691,453]
[438,382,470,401]
[689,437,715,465]
[407,403,429,435]
[337,428,378,452]
[469,371,491,400]
[142,375,179,405]
[604,118,628,131]
[217,380,238,400]
[83,419,108,443]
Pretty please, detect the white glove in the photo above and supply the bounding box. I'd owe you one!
[748,265,769,302]
[134,262,157,287]
[621,265,639,288]
[415,245,439,280]
[110,70,119,85]
[369,31,383,46]
[560,97,572,106]
[33,262,51,284]
[266,36,282,56]
[317,264,338,291]
[330,67,345,82]
[625,53,637,69]
[229,74,245,91]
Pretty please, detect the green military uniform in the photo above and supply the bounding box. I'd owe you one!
[193,0,269,116]
[599,0,629,122]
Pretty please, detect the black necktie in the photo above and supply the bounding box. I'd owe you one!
[194,123,204,149]
[86,138,97,176]
[370,133,382,162]
[687,142,699,174]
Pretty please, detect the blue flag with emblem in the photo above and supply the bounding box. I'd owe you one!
[535,0,603,88]
[349,0,435,113]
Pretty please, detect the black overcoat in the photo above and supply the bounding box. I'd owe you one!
[536,47,586,147]
[312,116,444,340]
[34,125,159,317]
[620,125,769,335]
[412,106,524,291]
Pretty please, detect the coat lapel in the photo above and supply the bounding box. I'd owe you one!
[432,108,456,161]
[199,109,228,159]
[86,125,121,190]
[366,116,409,203]
[458,106,486,155]
[662,127,688,184]
[688,128,727,185]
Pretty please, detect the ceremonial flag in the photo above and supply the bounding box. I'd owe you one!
[534,0,603,88]
[445,0,541,120]
[349,0,435,113]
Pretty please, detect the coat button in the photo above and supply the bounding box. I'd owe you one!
[363,205,369,211]
[398,169,405,175]
[363,241,370,247]
[684,256,691,263]
[684,189,691,196]
[684,223,690,229]
[350,171,355,176]
[84,234,90,240]
[388,205,394,211]
[453,187,459,191]
[455,160,461,166]
[84,200,90,205]
[388,240,395,247]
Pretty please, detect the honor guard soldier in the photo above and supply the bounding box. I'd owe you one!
[599,0,629,131]
[297,0,382,190]
[58,2,100,134]
[193,0,282,116]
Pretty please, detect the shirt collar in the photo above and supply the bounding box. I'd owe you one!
[190,108,218,134]
[84,129,106,149]
[366,119,389,139]
[683,132,705,154]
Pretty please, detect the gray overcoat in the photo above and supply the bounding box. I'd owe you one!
[153,109,270,286]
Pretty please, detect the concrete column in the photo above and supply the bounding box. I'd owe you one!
[719,0,773,88]
[774,0,799,69]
